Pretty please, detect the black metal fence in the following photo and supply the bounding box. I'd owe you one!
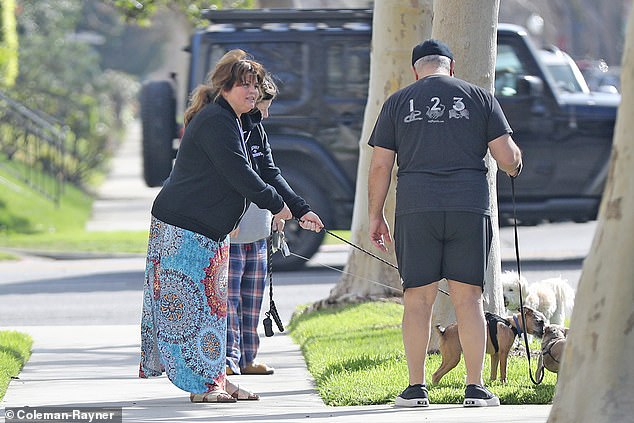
[0,91,69,205]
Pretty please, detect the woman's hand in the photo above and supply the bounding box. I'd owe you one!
[273,204,292,231]
[298,211,324,233]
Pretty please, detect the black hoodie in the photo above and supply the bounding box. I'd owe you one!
[152,97,288,241]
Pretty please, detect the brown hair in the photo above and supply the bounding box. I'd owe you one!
[260,74,279,102]
[184,49,265,127]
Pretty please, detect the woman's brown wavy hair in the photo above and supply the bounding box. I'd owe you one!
[183,49,265,127]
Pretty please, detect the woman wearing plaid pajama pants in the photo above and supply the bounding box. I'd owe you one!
[226,205,275,375]
[225,74,323,375]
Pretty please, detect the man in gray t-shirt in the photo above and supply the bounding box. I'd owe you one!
[368,39,522,408]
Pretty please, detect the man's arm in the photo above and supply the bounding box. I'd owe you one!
[488,133,522,177]
[368,146,396,251]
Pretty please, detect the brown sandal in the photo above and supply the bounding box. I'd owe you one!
[227,384,260,401]
[189,390,236,403]
[240,362,274,375]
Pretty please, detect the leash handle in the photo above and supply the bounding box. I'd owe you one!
[511,177,544,385]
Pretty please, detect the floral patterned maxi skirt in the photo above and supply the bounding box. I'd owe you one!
[139,217,229,394]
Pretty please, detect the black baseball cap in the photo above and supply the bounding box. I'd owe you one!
[411,39,454,66]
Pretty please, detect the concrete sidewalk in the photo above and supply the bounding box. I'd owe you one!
[85,120,160,233]
[1,325,551,422]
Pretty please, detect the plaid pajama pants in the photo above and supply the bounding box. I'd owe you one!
[226,239,268,374]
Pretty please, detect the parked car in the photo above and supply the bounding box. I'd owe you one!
[140,10,619,269]
[537,46,591,94]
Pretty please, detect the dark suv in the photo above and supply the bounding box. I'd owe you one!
[140,10,619,269]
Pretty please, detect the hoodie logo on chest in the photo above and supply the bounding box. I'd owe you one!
[250,145,264,158]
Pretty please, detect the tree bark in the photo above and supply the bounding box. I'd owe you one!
[315,0,433,308]
[424,0,503,350]
[547,6,634,422]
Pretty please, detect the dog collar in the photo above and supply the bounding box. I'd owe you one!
[512,315,522,336]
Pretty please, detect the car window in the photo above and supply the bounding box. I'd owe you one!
[495,44,525,96]
[538,50,589,94]
[544,63,584,93]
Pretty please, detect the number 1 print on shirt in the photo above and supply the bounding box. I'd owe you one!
[404,98,423,123]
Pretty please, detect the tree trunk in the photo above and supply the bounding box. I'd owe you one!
[547,7,634,422]
[314,0,433,308]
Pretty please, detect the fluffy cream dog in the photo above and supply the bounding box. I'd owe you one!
[501,271,575,325]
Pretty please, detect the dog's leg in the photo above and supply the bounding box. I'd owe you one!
[432,355,461,384]
[497,329,517,383]
[499,347,510,383]
[432,335,462,385]
[490,352,499,381]
[535,353,545,381]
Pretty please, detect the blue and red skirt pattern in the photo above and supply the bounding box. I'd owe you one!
[139,217,229,394]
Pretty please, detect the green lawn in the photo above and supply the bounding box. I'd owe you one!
[0,159,149,256]
[288,301,556,406]
[0,331,33,401]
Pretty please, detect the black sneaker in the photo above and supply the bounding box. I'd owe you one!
[395,384,429,407]
[463,384,500,407]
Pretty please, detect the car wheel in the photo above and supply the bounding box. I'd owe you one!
[140,80,177,187]
[271,171,332,271]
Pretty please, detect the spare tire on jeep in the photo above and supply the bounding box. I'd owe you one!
[140,80,177,187]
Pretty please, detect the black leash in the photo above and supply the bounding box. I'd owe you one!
[263,221,285,337]
[322,229,400,271]
[319,226,450,297]
[511,176,544,385]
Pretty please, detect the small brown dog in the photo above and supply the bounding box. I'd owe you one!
[536,324,568,380]
[432,306,546,384]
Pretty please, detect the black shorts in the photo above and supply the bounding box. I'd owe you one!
[394,211,492,290]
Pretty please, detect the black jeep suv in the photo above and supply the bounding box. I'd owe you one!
[140,9,619,269]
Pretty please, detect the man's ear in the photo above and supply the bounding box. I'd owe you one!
[413,66,420,81]
[450,60,455,76]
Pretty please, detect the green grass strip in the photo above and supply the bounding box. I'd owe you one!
[0,159,150,255]
[289,301,556,406]
[0,230,149,255]
[0,330,33,400]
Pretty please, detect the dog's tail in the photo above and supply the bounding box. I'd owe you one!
[435,324,446,336]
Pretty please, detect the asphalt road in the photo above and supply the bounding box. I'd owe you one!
[0,255,336,326]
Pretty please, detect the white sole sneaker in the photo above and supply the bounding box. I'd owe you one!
[395,396,430,407]
[463,396,500,407]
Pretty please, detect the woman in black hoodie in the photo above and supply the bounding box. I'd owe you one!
[139,50,323,403]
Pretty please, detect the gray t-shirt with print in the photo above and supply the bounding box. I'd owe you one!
[368,75,512,216]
